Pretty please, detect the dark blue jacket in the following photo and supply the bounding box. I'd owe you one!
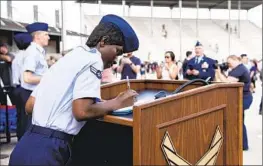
[184,55,216,81]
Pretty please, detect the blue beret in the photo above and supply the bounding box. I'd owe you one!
[100,14,139,53]
[26,22,48,34]
[14,33,32,46]
[195,41,203,47]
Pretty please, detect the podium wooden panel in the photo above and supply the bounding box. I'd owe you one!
[72,80,243,165]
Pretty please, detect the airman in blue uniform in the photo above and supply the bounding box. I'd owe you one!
[11,32,32,140]
[9,14,139,166]
[20,22,50,137]
[184,41,216,81]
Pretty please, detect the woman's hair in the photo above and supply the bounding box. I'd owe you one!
[252,59,258,68]
[227,55,241,61]
[86,22,124,48]
[165,51,175,62]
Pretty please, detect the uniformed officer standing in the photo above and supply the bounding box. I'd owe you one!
[11,33,32,140]
[20,22,49,136]
[184,41,215,81]
[9,14,139,165]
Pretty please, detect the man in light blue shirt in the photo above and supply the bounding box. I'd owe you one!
[11,32,32,140]
[19,22,50,137]
[9,14,139,166]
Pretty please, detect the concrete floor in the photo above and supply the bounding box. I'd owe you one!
[0,79,262,165]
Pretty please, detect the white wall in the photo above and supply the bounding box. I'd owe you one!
[248,4,262,28]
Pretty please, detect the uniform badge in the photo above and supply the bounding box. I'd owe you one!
[201,62,209,69]
[90,65,102,79]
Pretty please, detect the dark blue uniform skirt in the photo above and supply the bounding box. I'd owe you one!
[9,125,73,166]
[243,94,253,150]
[19,87,32,137]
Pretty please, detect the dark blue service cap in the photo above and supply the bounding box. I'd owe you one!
[195,41,203,47]
[100,14,139,53]
[26,22,48,34]
[14,33,32,46]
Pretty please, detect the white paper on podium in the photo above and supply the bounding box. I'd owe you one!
[112,99,151,114]
[113,106,133,113]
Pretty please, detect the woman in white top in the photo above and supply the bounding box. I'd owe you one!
[156,51,178,80]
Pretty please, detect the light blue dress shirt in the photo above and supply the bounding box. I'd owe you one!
[31,45,103,135]
[21,42,48,91]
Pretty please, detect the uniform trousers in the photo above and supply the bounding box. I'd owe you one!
[9,125,73,165]
[243,94,253,150]
[19,87,32,137]
[12,86,25,140]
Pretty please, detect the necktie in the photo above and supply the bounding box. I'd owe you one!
[195,58,198,64]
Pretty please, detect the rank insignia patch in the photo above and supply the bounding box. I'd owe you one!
[90,65,102,79]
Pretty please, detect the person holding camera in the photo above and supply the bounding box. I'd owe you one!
[184,41,215,81]
[215,55,252,151]
[117,52,141,80]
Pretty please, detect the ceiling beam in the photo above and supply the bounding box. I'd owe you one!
[75,0,261,10]
[208,0,226,10]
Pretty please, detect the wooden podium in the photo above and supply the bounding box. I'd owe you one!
[71,79,243,165]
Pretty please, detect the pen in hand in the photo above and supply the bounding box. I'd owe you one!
[126,76,130,90]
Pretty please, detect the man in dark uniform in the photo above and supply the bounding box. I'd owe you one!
[184,41,215,81]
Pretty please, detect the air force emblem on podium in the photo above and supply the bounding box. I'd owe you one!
[161,126,223,166]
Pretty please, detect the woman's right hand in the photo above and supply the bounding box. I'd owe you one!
[114,89,138,109]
